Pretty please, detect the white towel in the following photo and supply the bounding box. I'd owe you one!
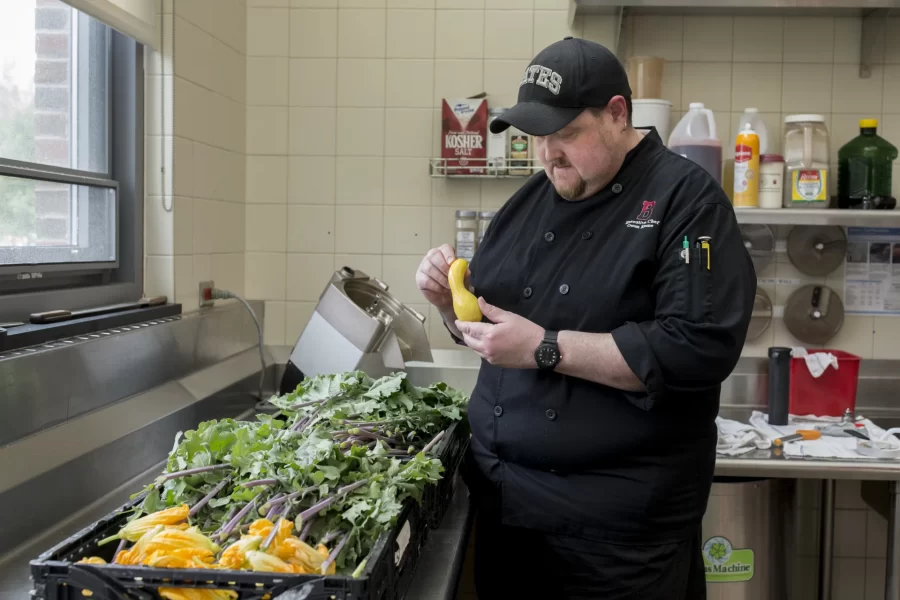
[791,347,839,378]
[715,417,772,455]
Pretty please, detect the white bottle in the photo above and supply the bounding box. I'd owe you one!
[668,102,723,185]
[739,108,769,156]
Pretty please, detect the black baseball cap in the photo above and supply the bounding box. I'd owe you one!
[489,37,632,137]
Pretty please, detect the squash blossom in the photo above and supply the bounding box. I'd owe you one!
[246,550,304,574]
[248,518,294,560]
[158,588,237,600]
[142,527,221,555]
[100,505,190,545]
[218,535,262,571]
[281,538,329,573]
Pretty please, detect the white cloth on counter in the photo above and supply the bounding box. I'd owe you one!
[748,411,887,459]
[791,347,839,378]
[715,417,772,455]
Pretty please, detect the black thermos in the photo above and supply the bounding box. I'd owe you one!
[768,347,791,426]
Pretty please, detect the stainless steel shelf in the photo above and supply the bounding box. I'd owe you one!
[429,157,542,179]
[733,208,900,226]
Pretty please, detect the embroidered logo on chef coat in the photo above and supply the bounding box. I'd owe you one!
[625,201,661,230]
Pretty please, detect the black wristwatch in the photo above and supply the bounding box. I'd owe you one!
[534,330,561,370]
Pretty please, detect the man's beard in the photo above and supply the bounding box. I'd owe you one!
[549,162,586,200]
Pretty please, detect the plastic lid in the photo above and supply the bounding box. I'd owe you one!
[456,210,477,217]
[488,108,506,115]
[479,211,496,217]
[785,114,826,124]
[743,107,759,114]
[688,102,706,109]
[860,118,879,129]
[760,154,784,163]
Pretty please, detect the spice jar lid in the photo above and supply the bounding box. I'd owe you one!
[488,108,507,115]
[760,154,784,163]
[479,211,497,217]
[456,210,477,217]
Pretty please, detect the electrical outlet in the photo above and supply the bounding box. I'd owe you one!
[199,280,215,308]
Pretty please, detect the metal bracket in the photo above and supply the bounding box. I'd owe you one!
[860,9,889,79]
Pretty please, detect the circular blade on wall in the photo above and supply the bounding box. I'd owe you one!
[783,284,845,345]
[786,225,847,276]
[740,224,776,274]
[747,287,773,341]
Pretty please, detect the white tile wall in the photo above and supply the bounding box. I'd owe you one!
[145,0,247,309]
[146,7,900,594]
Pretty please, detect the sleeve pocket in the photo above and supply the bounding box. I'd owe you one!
[680,247,713,323]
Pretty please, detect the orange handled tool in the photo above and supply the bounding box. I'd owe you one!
[773,429,822,447]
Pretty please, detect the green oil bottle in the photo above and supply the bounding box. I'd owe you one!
[837,118,898,209]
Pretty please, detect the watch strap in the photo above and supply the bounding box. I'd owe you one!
[542,330,558,345]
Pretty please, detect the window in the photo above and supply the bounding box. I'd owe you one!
[0,0,143,322]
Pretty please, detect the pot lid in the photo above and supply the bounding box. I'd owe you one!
[740,224,776,275]
[786,225,847,276]
[747,287,773,342]
[783,284,845,345]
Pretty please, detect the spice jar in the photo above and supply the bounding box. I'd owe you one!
[759,154,784,209]
[477,211,496,247]
[455,210,477,260]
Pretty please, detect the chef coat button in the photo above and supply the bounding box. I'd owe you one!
[612,183,623,193]
[582,231,593,240]
[544,231,555,243]
[523,286,533,298]
[545,409,557,421]
[494,406,503,417]
[559,284,569,295]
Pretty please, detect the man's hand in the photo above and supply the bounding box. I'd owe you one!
[415,244,472,310]
[455,298,543,368]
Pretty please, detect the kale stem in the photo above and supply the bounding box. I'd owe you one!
[297,479,370,522]
[162,464,228,481]
[422,430,446,454]
[320,531,351,574]
[189,478,230,517]
[241,478,277,488]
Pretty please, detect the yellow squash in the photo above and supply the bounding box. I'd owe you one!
[448,259,482,322]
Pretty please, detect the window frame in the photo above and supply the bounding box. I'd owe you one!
[0,21,144,324]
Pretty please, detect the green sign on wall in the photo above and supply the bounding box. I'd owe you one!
[702,536,754,583]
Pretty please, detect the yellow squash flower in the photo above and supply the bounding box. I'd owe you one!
[115,524,166,565]
[218,535,262,571]
[144,527,221,555]
[77,557,107,565]
[246,550,304,574]
[101,505,190,545]
[281,538,326,573]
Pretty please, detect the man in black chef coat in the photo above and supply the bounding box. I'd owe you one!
[415,37,756,599]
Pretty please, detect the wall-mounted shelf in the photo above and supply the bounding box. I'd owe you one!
[734,207,900,226]
[429,158,543,179]
[569,0,897,78]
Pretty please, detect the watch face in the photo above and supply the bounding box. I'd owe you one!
[535,344,560,368]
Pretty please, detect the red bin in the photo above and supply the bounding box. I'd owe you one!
[788,349,862,417]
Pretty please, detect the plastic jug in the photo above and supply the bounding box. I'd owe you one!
[739,108,769,155]
[668,102,723,185]
[837,118,898,209]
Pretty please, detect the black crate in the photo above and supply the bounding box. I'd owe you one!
[29,422,469,600]
[422,420,470,530]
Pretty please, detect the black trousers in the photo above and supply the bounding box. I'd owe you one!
[469,494,708,600]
